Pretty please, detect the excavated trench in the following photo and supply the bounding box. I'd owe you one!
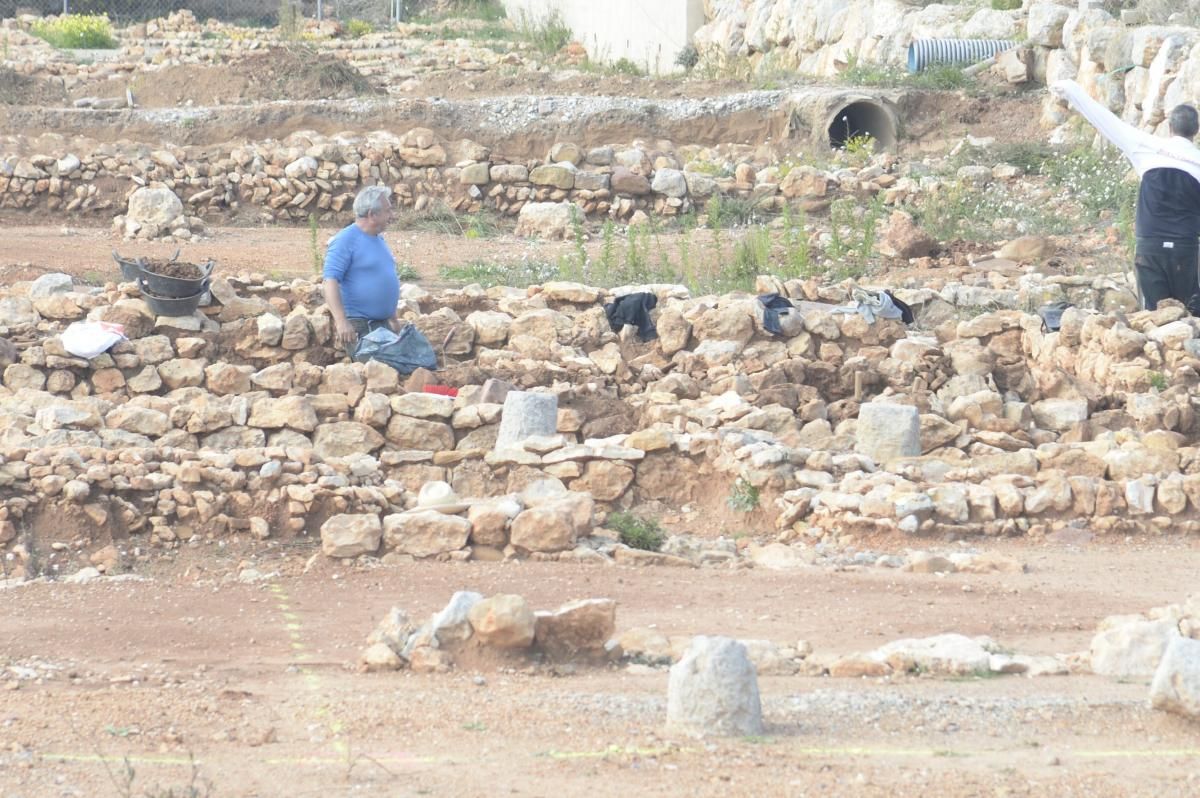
[0,88,903,157]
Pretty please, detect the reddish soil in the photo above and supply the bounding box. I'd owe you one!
[2,539,1199,796]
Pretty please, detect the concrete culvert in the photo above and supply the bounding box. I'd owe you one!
[784,89,899,152]
[826,99,897,151]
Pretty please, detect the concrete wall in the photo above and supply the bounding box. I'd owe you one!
[501,0,705,76]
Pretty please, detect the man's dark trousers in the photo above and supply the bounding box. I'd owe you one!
[1135,238,1200,311]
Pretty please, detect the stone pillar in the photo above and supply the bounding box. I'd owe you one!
[854,402,920,463]
[666,636,763,737]
[494,390,558,452]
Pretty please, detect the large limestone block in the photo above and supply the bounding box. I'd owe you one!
[390,392,455,420]
[320,514,381,558]
[106,406,171,437]
[854,403,920,463]
[0,297,40,327]
[570,460,635,501]
[467,496,521,547]
[1027,2,1071,48]
[509,493,592,553]
[1091,616,1179,678]
[870,633,994,676]
[467,594,536,649]
[515,202,575,240]
[666,636,763,737]
[534,598,617,661]
[465,310,513,346]
[1031,398,1088,431]
[313,421,385,459]
[249,396,318,432]
[385,415,455,451]
[127,186,183,227]
[382,511,471,558]
[1150,635,1200,719]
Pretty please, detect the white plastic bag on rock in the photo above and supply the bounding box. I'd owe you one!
[61,321,126,359]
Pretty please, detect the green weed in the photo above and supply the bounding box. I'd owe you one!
[416,1,507,23]
[31,14,116,49]
[705,194,765,229]
[825,195,884,278]
[727,478,760,512]
[687,160,733,178]
[606,511,666,552]
[599,219,617,280]
[841,132,876,166]
[308,213,321,274]
[983,141,1059,175]
[1148,371,1168,391]
[568,205,588,280]
[439,258,559,287]
[579,55,645,76]
[841,55,970,91]
[395,262,419,281]
[780,204,812,279]
[518,9,571,58]
[400,204,502,238]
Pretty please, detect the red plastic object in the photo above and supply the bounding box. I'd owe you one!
[423,385,458,397]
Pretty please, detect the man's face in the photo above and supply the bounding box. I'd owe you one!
[367,201,393,233]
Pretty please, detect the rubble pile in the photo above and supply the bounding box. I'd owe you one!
[359,591,616,673]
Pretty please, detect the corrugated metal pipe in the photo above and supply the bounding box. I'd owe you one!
[906,39,1018,72]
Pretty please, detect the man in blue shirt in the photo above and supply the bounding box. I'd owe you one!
[322,185,402,355]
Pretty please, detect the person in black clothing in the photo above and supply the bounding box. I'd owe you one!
[1053,80,1200,311]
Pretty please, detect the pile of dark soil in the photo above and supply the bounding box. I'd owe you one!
[243,45,380,99]
[68,45,379,108]
[141,259,205,279]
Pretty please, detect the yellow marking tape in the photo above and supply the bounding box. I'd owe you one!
[267,582,348,757]
[39,752,447,767]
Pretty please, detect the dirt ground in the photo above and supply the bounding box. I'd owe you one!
[0,19,1192,798]
[2,539,1199,797]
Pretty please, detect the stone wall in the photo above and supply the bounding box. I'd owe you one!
[3,268,1200,579]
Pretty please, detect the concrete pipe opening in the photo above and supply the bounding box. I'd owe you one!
[827,99,897,151]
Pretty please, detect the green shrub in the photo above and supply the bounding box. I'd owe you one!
[675,44,699,72]
[991,0,1021,9]
[607,511,666,552]
[727,478,760,512]
[31,14,116,49]
[988,141,1059,176]
[609,57,644,76]
[346,18,374,38]
[907,63,969,90]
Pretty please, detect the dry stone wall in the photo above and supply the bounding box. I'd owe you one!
[2,268,1200,580]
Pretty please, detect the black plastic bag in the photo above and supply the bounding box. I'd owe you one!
[353,324,437,375]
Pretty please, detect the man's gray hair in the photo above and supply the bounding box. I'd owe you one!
[353,185,392,218]
[1169,104,1199,140]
